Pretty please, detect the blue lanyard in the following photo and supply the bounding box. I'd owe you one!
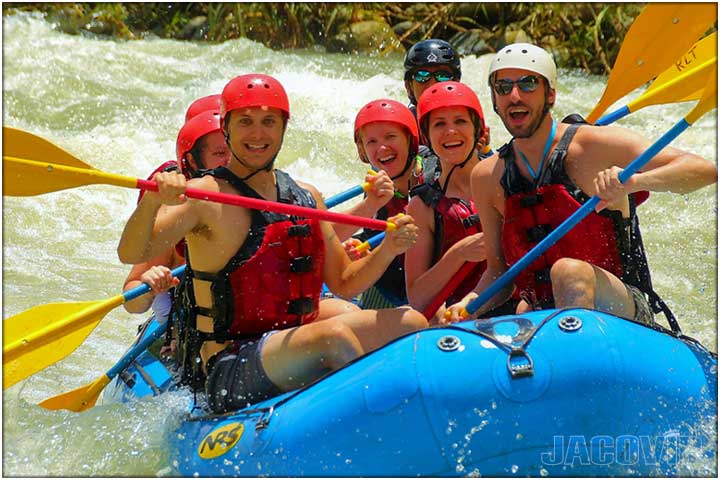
[516,119,557,180]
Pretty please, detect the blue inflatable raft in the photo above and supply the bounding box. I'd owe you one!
[103,308,717,476]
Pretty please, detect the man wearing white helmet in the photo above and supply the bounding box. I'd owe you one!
[445,42,716,328]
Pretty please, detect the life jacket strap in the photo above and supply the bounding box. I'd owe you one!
[290,256,314,273]
[526,224,553,243]
[462,214,480,229]
[288,297,315,316]
[288,224,312,237]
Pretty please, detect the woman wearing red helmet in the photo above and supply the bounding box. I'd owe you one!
[118,74,427,413]
[405,81,499,321]
[122,108,229,330]
[184,94,222,122]
[335,99,420,308]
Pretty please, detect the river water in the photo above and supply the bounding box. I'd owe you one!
[2,12,717,476]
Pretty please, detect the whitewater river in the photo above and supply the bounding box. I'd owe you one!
[2,13,717,476]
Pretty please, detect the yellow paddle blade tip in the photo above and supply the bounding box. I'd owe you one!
[38,374,110,412]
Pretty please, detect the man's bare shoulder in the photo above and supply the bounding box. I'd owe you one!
[570,123,649,170]
[187,173,222,192]
[573,123,646,150]
[472,152,504,185]
[177,175,221,212]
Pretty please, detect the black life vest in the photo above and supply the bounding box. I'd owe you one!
[174,168,325,388]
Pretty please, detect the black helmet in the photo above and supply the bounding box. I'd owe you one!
[403,39,461,80]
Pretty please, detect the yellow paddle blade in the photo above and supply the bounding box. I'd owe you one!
[685,64,717,125]
[630,32,717,111]
[3,156,138,196]
[2,295,124,389]
[3,126,93,168]
[38,373,111,412]
[587,3,718,123]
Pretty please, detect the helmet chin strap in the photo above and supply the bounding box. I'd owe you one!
[390,146,416,181]
[440,129,481,194]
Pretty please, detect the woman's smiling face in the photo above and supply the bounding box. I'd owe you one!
[427,106,475,165]
[359,121,410,179]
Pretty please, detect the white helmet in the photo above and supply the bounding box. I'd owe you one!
[488,43,557,89]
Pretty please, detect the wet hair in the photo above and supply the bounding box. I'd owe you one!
[185,136,210,176]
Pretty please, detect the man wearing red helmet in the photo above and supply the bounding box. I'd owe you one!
[118,74,427,413]
[445,43,716,326]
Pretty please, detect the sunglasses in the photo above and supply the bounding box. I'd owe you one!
[412,69,455,84]
[493,75,540,96]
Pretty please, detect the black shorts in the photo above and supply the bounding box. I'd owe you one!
[204,332,282,413]
[625,284,654,326]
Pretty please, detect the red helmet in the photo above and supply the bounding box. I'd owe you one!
[220,74,290,126]
[185,94,221,122]
[354,99,419,156]
[417,81,485,131]
[176,110,222,168]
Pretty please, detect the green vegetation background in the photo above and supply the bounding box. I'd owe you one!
[4,2,650,74]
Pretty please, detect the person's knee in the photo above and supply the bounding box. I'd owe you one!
[516,299,532,314]
[319,298,360,318]
[313,321,363,369]
[550,258,596,307]
[550,258,595,289]
[401,307,429,331]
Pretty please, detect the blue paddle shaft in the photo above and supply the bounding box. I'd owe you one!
[106,318,168,378]
[326,184,365,209]
[107,264,186,377]
[596,105,630,126]
[121,264,186,302]
[368,232,385,249]
[466,118,691,316]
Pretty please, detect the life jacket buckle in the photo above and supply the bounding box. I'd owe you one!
[520,193,543,208]
[212,330,228,343]
[462,214,480,229]
[288,224,311,237]
[290,256,313,273]
[288,297,315,315]
[535,267,551,284]
[526,224,552,243]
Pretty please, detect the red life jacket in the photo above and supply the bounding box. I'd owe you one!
[499,123,655,309]
[184,168,325,341]
[382,195,408,218]
[410,166,486,306]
